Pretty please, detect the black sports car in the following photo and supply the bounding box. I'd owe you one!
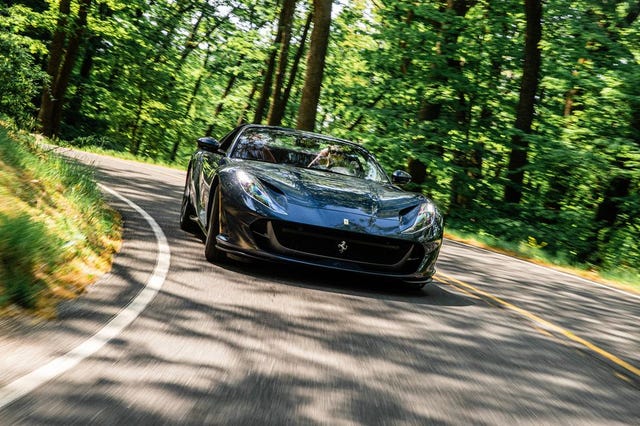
[180,125,443,287]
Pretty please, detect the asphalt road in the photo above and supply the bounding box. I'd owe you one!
[1,150,639,424]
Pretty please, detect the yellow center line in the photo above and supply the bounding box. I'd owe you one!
[433,276,479,300]
[435,272,640,380]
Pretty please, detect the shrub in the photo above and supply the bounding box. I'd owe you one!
[0,213,59,308]
[0,35,46,128]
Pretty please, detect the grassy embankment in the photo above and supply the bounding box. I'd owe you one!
[0,124,121,318]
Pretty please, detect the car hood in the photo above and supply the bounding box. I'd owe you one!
[232,160,426,218]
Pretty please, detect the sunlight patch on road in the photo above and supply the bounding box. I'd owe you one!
[0,184,171,410]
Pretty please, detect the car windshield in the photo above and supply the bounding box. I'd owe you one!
[229,128,389,183]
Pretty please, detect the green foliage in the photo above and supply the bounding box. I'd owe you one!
[2,0,639,284]
[0,34,47,127]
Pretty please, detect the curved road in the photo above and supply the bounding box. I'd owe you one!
[1,150,639,424]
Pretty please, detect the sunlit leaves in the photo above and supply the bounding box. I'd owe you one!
[1,0,639,277]
[0,34,47,126]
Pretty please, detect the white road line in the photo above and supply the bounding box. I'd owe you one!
[0,184,171,409]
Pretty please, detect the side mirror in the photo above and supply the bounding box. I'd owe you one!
[391,170,412,185]
[197,137,221,153]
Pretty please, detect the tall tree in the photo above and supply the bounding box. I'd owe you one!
[253,1,294,124]
[504,0,542,203]
[38,0,71,136]
[296,0,332,131]
[279,10,313,122]
[45,0,92,137]
[267,0,296,126]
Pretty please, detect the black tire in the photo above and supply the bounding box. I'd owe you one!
[204,186,226,262]
[179,171,199,234]
[405,281,427,291]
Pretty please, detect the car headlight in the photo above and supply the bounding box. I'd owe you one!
[401,202,437,234]
[237,170,287,214]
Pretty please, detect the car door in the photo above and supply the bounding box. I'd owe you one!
[199,149,220,227]
[196,125,246,228]
[189,150,206,226]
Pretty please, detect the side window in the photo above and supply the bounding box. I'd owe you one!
[219,125,248,152]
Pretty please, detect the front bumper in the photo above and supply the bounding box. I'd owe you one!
[217,208,441,283]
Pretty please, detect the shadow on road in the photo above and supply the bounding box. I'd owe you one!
[203,254,476,307]
[4,154,638,424]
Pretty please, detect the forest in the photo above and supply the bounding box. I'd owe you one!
[1,0,639,282]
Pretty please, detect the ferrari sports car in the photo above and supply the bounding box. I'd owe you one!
[180,124,443,287]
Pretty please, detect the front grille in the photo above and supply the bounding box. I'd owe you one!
[251,219,423,273]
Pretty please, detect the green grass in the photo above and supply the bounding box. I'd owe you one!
[0,124,121,316]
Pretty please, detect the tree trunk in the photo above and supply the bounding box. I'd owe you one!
[622,0,640,27]
[279,10,313,124]
[253,54,278,123]
[504,0,542,204]
[47,0,91,137]
[238,80,259,127]
[130,90,145,155]
[65,35,98,126]
[296,0,332,132]
[38,0,71,137]
[267,0,296,126]
[214,58,244,117]
[253,4,297,125]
